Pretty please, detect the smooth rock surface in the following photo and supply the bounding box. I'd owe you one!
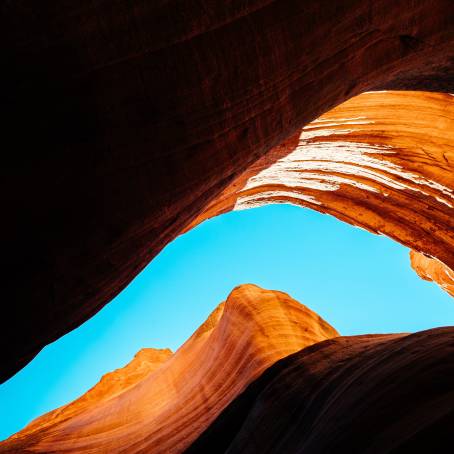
[0,284,338,453]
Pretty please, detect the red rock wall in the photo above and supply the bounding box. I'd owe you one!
[3,1,454,382]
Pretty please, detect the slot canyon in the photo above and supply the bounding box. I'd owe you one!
[2,0,454,452]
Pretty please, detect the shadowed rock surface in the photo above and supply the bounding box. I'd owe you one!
[3,0,454,382]
[0,285,338,453]
[186,327,454,454]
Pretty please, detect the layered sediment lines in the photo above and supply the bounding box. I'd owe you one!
[3,0,454,382]
[0,284,338,453]
[16,348,173,437]
[186,91,454,295]
[187,327,454,453]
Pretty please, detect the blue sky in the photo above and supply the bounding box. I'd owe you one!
[1,204,453,440]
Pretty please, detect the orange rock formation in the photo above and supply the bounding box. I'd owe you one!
[16,348,173,438]
[0,284,338,453]
[410,250,454,298]
[186,91,454,296]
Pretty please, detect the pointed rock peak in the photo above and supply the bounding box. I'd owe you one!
[133,348,173,362]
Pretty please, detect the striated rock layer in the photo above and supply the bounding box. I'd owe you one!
[16,348,173,437]
[3,0,454,382]
[187,327,454,453]
[186,90,454,296]
[0,284,338,453]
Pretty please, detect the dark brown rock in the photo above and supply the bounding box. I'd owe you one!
[3,1,454,382]
[187,327,454,453]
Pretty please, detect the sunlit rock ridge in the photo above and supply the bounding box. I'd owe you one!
[0,284,338,453]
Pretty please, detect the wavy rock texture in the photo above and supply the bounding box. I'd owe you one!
[13,348,173,439]
[410,250,454,298]
[0,284,338,453]
[3,0,454,382]
[186,91,454,294]
[187,327,454,453]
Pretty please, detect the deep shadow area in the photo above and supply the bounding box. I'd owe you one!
[186,327,454,453]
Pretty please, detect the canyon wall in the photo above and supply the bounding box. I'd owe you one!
[3,0,454,382]
[0,285,338,453]
[187,327,454,453]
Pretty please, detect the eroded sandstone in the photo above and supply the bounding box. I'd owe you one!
[0,284,338,453]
